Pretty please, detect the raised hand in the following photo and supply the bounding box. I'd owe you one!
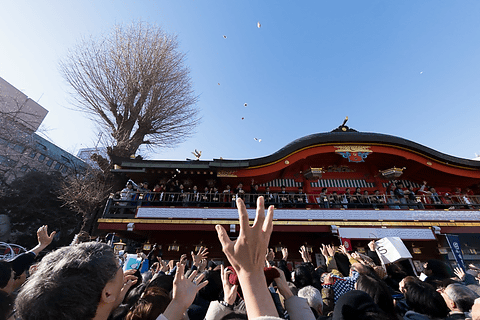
[191,246,209,266]
[215,196,277,318]
[163,263,208,320]
[454,266,466,281]
[31,225,57,255]
[265,248,275,262]
[299,245,312,263]
[282,247,288,261]
[221,265,238,305]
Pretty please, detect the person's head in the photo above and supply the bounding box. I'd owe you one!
[265,187,270,192]
[127,182,133,189]
[298,285,323,317]
[424,259,451,280]
[204,187,209,192]
[226,185,230,190]
[403,280,450,319]
[332,290,384,320]
[0,261,14,294]
[179,184,184,190]
[126,287,171,320]
[16,242,123,320]
[430,187,436,193]
[345,188,350,194]
[281,185,286,191]
[374,190,380,195]
[442,283,478,312]
[237,183,243,189]
[213,187,218,192]
[294,265,313,289]
[298,187,303,193]
[8,252,36,291]
[193,185,197,191]
[397,182,403,188]
[356,187,361,193]
[355,274,395,315]
[321,188,327,194]
[363,190,369,195]
[253,184,258,191]
[333,191,338,195]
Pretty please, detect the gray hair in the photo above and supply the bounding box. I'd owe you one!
[445,283,478,312]
[298,285,323,314]
[15,242,118,320]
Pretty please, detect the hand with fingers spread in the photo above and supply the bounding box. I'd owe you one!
[163,262,208,320]
[299,245,312,263]
[320,244,335,258]
[216,196,277,318]
[266,248,275,262]
[338,245,351,259]
[221,265,238,306]
[179,254,188,266]
[454,266,466,281]
[192,246,209,267]
[368,240,376,252]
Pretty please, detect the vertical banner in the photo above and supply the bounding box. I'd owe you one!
[446,234,466,271]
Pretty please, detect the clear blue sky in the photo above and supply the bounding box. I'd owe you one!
[1,1,480,161]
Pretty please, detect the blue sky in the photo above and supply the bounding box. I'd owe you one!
[1,1,480,161]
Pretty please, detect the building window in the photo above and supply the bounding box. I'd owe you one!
[38,154,46,162]
[46,159,53,167]
[35,142,47,150]
[54,162,62,170]
[20,165,29,172]
[0,155,17,168]
[29,151,37,159]
[13,144,25,153]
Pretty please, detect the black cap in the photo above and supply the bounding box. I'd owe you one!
[9,252,35,277]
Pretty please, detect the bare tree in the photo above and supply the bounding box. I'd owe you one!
[60,21,200,164]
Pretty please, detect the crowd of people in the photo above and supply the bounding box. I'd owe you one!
[113,180,478,211]
[1,197,480,320]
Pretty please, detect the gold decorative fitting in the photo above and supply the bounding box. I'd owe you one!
[379,167,406,180]
[427,162,432,166]
[285,160,290,164]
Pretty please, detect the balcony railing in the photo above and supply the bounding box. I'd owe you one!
[102,192,480,218]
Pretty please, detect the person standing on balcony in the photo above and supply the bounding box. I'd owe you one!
[250,180,260,208]
[278,185,290,208]
[222,184,232,207]
[264,186,275,207]
[394,182,408,209]
[317,188,329,208]
[294,187,308,208]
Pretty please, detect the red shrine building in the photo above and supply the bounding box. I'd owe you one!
[98,123,480,269]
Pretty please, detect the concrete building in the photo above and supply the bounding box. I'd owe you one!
[0,77,87,184]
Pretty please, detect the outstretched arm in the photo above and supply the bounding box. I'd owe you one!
[30,225,56,256]
[216,196,278,319]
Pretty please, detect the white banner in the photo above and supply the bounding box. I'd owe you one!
[337,227,436,240]
[135,207,479,222]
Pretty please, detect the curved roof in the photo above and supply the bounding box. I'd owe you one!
[211,131,480,169]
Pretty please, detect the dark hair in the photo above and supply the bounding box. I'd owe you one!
[15,242,118,320]
[425,259,451,280]
[0,261,12,288]
[126,287,171,320]
[404,280,449,319]
[355,274,396,317]
[196,270,222,302]
[0,290,13,320]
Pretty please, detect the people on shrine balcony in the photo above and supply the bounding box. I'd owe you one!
[264,186,276,206]
[394,182,408,209]
[294,187,308,208]
[250,182,259,207]
[371,189,385,209]
[329,190,341,208]
[211,186,220,207]
[234,183,245,201]
[317,188,329,208]
[278,185,291,208]
[222,184,232,207]
[352,187,363,208]
[200,186,211,204]
[361,190,371,207]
